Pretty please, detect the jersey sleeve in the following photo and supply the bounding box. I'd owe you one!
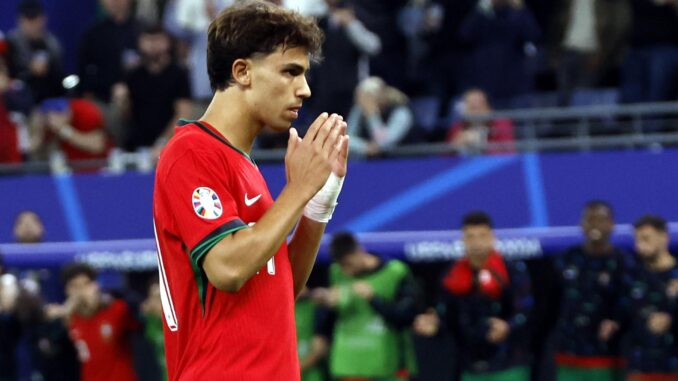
[161,149,248,308]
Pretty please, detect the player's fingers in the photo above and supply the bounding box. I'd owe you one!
[339,134,349,158]
[328,135,347,165]
[313,113,338,149]
[287,127,299,153]
[304,112,329,142]
[322,116,343,153]
[328,139,341,164]
[285,129,296,179]
[337,121,348,140]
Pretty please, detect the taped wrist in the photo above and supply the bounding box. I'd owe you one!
[303,173,344,223]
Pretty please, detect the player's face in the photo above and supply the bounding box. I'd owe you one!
[338,252,364,276]
[634,226,667,261]
[463,225,495,261]
[581,206,614,244]
[247,46,311,131]
[66,274,100,312]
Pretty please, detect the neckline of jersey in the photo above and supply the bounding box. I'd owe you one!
[183,119,257,166]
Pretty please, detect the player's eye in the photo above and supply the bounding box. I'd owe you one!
[283,68,303,77]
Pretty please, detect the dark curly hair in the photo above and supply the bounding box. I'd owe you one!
[207,0,324,91]
[61,262,97,286]
[633,214,667,232]
[462,211,494,229]
[329,231,360,262]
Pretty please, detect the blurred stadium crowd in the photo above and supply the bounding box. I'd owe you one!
[0,0,677,380]
[1,203,677,381]
[0,0,677,168]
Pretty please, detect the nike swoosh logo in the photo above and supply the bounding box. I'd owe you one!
[244,193,262,207]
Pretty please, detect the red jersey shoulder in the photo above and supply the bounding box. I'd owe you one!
[157,123,243,175]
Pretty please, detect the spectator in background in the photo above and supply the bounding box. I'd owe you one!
[19,278,80,381]
[414,211,533,381]
[140,280,167,380]
[422,0,477,114]
[50,263,139,381]
[30,98,111,165]
[0,41,34,165]
[79,0,141,103]
[446,88,515,155]
[111,25,192,154]
[459,0,540,105]
[11,210,81,381]
[6,0,64,103]
[172,0,233,101]
[347,77,413,157]
[0,57,23,164]
[296,287,330,381]
[621,0,678,104]
[308,0,381,120]
[549,0,630,105]
[13,210,44,244]
[624,215,678,380]
[313,232,420,381]
[550,201,631,381]
[0,34,34,115]
[349,0,409,90]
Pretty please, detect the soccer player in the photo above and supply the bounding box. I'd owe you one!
[551,201,631,381]
[625,215,677,380]
[57,263,139,381]
[152,2,349,380]
[313,232,420,380]
[414,212,533,381]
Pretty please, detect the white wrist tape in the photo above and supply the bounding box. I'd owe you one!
[303,173,345,223]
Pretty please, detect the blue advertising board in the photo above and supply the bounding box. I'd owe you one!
[1,149,676,243]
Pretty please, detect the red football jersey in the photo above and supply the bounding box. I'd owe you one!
[68,298,139,381]
[153,120,299,381]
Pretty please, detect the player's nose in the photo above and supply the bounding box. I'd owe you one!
[296,76,311,99]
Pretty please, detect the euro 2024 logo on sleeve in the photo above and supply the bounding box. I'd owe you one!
[193,187,223,220]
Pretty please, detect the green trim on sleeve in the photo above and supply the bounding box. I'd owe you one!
[189,223,249,315]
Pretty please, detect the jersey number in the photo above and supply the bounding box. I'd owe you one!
[267,257,276,275]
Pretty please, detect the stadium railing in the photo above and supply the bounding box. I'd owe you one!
[1,101,677,175]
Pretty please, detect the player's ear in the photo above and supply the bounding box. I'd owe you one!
[232,58,251,87]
